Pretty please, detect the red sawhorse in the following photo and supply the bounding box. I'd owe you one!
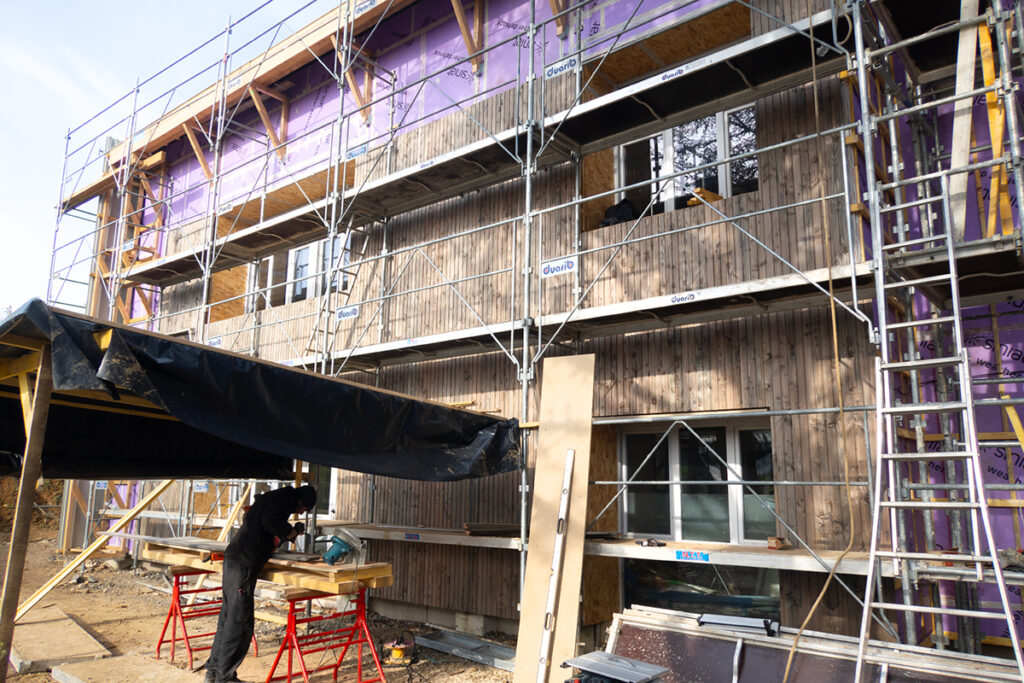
[156,566,258,668]
[265,587,385,683]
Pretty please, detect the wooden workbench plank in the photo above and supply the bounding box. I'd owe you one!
[140,545,393,594]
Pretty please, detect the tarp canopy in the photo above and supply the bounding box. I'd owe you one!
[0,300,520,481]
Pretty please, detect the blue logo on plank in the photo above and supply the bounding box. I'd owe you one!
[676,549,710,562]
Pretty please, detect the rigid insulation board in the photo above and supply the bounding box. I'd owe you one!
[0,300,520,481]
[514,354,595,682]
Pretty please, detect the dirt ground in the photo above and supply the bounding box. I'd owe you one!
[3,525,514,682]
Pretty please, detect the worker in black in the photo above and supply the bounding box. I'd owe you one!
[204,484,317,683]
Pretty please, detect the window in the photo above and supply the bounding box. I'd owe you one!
[289,246,310,302]
[320,234,351,294]
[623,559,780,620]
[280,234,352,304]
[619,104,758,216]
[620,421,775,544]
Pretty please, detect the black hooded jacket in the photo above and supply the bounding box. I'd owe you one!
[225,487,302,568]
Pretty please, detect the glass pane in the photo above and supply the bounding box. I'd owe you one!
[624,433,670,536]
[308,463,332,516]
[673,115,719,196]
[678,427,728,542]
[728,106,758,195]
[740,429,775,539]
[623,559,780,620]
[292,246,309,301]
[321,236,342,293]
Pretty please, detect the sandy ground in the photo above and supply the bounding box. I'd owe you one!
[3,526,513,682]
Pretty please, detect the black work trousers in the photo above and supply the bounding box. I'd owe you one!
[206,558,258,682]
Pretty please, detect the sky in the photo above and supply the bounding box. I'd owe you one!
[0,1,330,317]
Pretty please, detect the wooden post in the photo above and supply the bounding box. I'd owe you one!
[0,346,52,682]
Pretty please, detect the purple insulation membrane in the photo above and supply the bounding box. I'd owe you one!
[152,0,716,261]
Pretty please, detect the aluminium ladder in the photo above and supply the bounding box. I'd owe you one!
[853,174,1024,680]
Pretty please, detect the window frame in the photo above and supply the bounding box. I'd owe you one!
[615,102,758,212]
[617,418,774,546]
[280,235,352,305]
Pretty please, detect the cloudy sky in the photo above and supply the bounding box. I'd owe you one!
[0,1,328,316]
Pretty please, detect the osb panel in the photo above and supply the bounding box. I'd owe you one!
[585,2,751,86]
[581,148,615,232]
[588,425,619,533]
[582,425,621,627]
[582,556,620,626]
[208,264,248,323]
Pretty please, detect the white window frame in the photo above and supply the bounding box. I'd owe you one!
[286,244,313,304]
[280,235,352,305]
[618,418,773,546]
[615,103,757,210]
[297,461,341,519]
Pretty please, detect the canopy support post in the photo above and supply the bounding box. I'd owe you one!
[0,345,52,683]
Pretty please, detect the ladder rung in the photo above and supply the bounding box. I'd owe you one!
[880,451,973,461]
[883,274,953,289]
[881,233,948,250]
[878,195,943,215]
[883,315,957,330]
[883,401,967,415]
[879,500,980,510]
[881,355,961,370]
[870,601,1010,619]
[874,550,992,563]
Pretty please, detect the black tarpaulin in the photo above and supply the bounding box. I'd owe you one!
[0,300,520,481]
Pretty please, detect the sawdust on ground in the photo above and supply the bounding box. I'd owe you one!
[2,524,514,682]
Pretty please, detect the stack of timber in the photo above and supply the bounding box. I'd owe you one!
[140,539,393,594]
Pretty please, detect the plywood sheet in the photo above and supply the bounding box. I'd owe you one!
[10,604,110,673]
[514,354,595,682]
[51,653,201,683]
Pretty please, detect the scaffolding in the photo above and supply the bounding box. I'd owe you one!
[48,0,1024,676]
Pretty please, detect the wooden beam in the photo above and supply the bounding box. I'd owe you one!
[181,124,213,180]
[68,483,88,516]
[450,0,483,73]
[248,86,286,160]
[0,346,52,682]
[62,150,166,211]
[948,0,979,241]
[549,0,567,37]
[978,23,1015,237]
[14,479,175,623]
[17,373,32,438]
[0,334,44,351]
[0,352,41,383]
[106,483,128,511]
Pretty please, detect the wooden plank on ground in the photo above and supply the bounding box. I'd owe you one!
[51,653,201,683]
[514,354,595,682]
[10,604,110,673]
